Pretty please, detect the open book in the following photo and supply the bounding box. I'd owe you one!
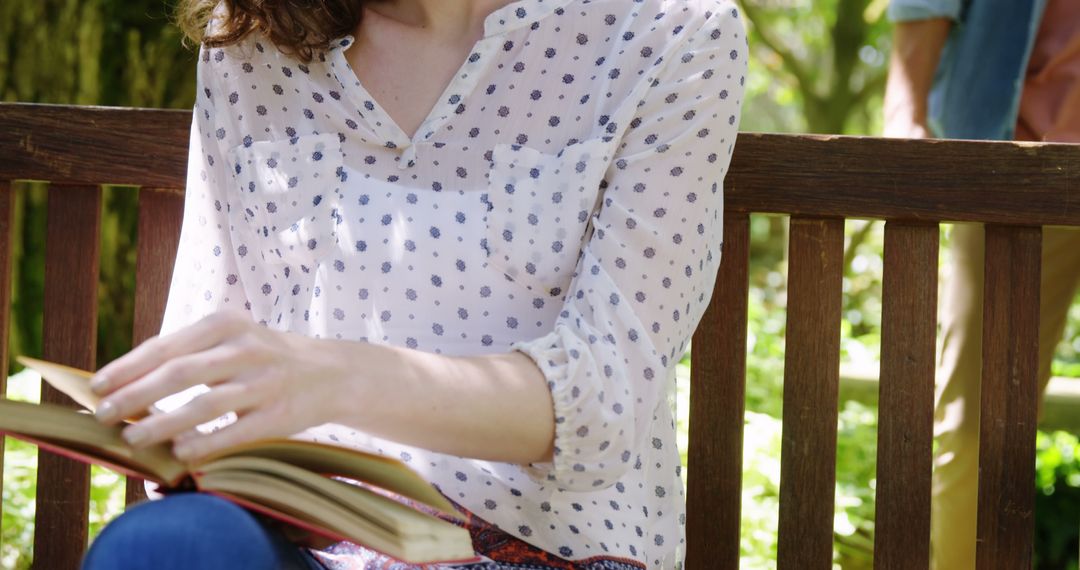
[1,356,477,564]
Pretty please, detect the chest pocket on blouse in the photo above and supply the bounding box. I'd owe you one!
[483,139,611,295]
[227,134,344,268]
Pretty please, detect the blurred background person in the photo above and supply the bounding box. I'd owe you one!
[884,0,1080,568]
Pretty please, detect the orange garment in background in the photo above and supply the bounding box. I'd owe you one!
[1015,0,1080,142]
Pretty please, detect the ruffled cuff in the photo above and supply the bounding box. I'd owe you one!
[511,325,626,492]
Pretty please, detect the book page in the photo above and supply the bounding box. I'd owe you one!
[198,456,455,536]
[16,356,103,413]
[198,439,457,515]
[0,399,186,485]
[15,356,149,421]
[196,469,475,563]
[12,356,454,516]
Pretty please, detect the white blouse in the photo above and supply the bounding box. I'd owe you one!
[158,0,746,567]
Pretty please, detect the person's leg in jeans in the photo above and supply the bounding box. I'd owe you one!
[931,224,1080,570]
[82,492,325,570]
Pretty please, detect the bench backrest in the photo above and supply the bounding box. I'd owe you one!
[691,134,1078,570]
[2,103,1078,569]
[0,104,188,570]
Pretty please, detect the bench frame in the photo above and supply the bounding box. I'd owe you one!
[1,103,1078,569]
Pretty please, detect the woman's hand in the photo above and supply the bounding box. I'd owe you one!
[92,308,555,466]
[90,310,354,462]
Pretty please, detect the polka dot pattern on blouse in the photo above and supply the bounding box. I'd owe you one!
[158,0,747,568]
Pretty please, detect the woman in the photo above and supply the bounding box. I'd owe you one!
[82,0,746,568]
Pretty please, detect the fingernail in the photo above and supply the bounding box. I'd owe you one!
[122,426,148,447]
[90,375,108,395]
[95,401,119,423]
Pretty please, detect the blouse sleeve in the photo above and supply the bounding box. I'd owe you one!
[511,4,748,492]
[158,44,253,339]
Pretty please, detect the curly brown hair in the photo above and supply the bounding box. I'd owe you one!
[177,0,365,62]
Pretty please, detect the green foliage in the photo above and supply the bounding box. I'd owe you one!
[832,401,877,569]
[1034,431,1080,570]
[737,0,892,134]
[1,438,36,570]
[7,184,46,372]
[88,466,126,549]
[96,185,141,367]
[2,370,40,569]
[0,0,195,106]
[737,412,782,569]
[1053,302,1080,377]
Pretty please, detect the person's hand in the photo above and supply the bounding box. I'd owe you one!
[90,309,356,462]
[882,99,933,138]
[883,117,933,139]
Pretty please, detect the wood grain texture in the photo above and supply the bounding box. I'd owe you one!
[36,184,101,570]
[874,222,939,570]
[0,181,15,524]
[776,217,845,570]
[2,104,1079,225]
[976,225,1042,570]
[725,134,1080,225]
[687,212,750,570]
[0,103,189,188]
[125,188,185,507]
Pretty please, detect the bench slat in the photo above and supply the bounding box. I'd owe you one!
[36,183,101,569]
[4,104,1079,226]
[687,212,750,570]
[976,224,1042,570]
[776,217,845,570]
[874,222,938,569]
[124,187,185,507]
[0,181,15,526]
[726,134,1080,226]
[0,104,189,189]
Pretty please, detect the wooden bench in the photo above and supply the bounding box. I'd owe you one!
[1,103,1077,569]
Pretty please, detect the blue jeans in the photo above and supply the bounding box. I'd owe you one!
[82,492,326,569]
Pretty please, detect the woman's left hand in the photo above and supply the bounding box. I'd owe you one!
[90,309,354,462]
